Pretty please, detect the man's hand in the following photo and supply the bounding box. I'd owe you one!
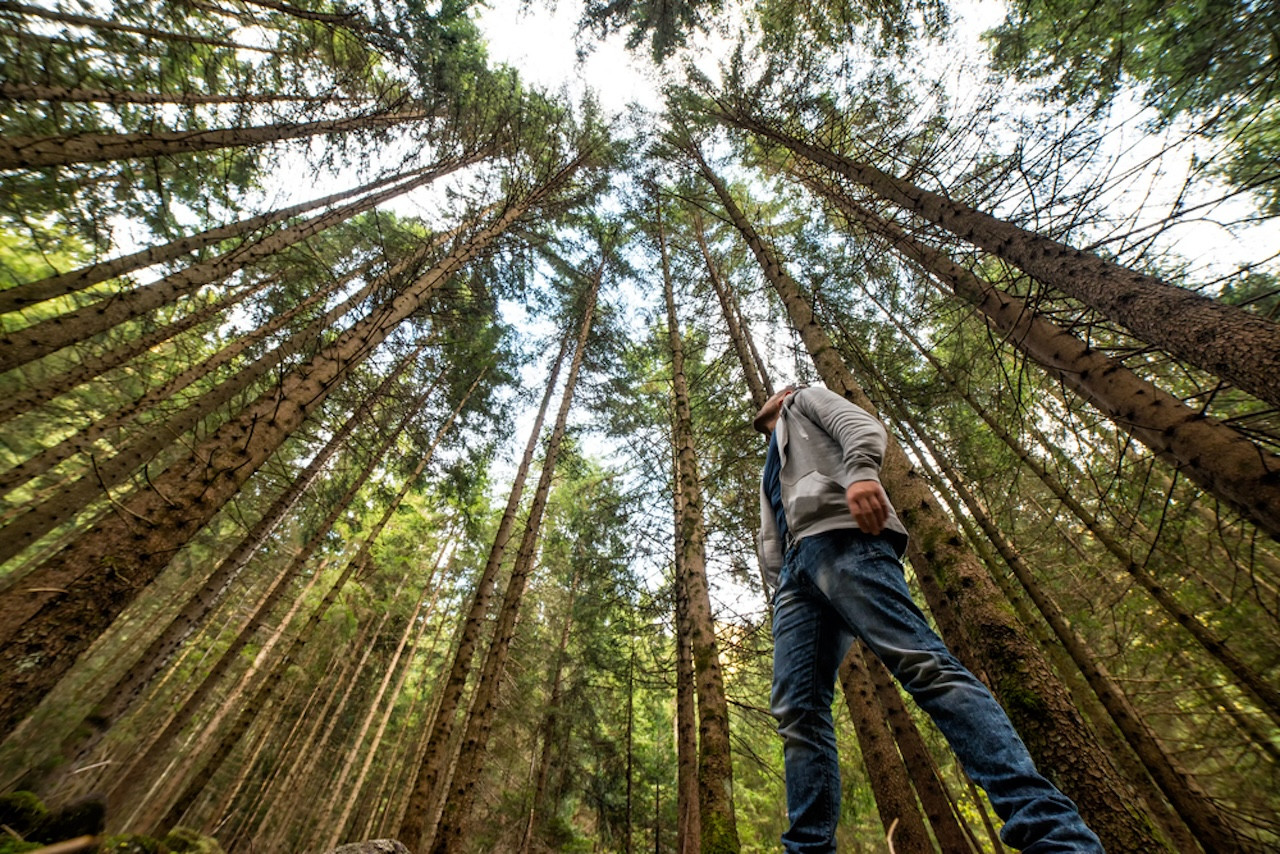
[845,480,888,535]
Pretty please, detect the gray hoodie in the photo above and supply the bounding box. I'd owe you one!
[756,386,909,591]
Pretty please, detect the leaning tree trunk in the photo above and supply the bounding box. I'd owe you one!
[151,382,463,834]
[834,274,1280,725]
[691,147,1167,852]
[0,110,427,170]
[691,207,773,404]
[395,329,574,854]
[35,352,425,796]
[0,160,456,313]
[0,82,355,108]
[104,377,434,819]
[658,203,741,854]
[0,158,583,739]
[0,259,374,498]
[715,107,1280,411]
[0,0,280,50]
[0,262,389,573]
[431,263,601,854]
[838,644,934,852]
[0,159,464,373]
[519,563,580,854]
[916,427,1258,853]
[804,179,1280,541]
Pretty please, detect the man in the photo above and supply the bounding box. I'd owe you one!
[756,384,1103,853]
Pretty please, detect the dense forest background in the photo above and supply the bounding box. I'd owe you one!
[0,0,1277,851]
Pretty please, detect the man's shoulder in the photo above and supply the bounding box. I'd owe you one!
[791,385,853,412]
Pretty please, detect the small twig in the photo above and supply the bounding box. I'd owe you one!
[30,837,101,854]
[69,760,116,774]
[886,817,899,854]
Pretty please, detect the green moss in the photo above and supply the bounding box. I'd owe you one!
[162,827,225,854]
[0,791,46,836]
[101,834,167,853]
[996,676,1047,716]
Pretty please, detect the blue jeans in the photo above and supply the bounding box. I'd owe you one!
[771,529,1103,853]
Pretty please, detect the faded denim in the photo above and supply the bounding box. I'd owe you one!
[771,529,1104,853]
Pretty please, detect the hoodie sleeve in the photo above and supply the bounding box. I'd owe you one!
[757,483,783,591]
[791,386,887,484]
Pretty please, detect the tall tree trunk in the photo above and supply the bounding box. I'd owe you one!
[658,202,740,854]
[0,162,581,739]
[674,550,701,854]
[519,565,581,854]
[0,162,452,313]
[691,207,772,405]
[0,0,280,51]
[29,352,423,794]
[395,327,575,854]
[804,180,1280,541]
[102,378,433,817]
[324,545,452,850]
[716,109,1280,409]
[0,160,464,372]
[882,395,1262,853]
[150,383,461,834]
[836,279,1280,724]
[0,82,355,107]
[0,260,373,498]
[0,215,469,427]
[0,110,427,170]
[431,262,601,853]
[864,656,979,853]
[691,147,1166,852]
[0,261,388,572]
[837,644,934,852]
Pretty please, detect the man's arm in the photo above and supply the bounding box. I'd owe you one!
[792,387,891,535]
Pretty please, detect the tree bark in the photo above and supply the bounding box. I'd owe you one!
[152,381,463,834]
[0,262,386,572]
[837,643,934,853]
[394,328,573,853]
[692,147,1167,852]
[658,201,741,854]
[691,206,772,406]
[103,378,431,819]
[0,110,427,170]
[0,260,371,498]
[718,108,1280,410]
[0,161,457,313]
[0,161,461,373]
[0,82,353,108]
[837,274,1280,725]
[431,262,600,853]
[877,373,1261,852]
[807,182,1280,541]
[35,352,423,795]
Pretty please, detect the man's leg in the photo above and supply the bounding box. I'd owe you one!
[771,551,854,853]
[796,530,1103,854]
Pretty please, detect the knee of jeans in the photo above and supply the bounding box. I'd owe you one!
[885,648,950,692]
[772,702,833,742]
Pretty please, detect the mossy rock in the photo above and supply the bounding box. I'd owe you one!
[101,835,167,854]
[162,827,224,854]
[0,790,46,836]
[0,840,43,854]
